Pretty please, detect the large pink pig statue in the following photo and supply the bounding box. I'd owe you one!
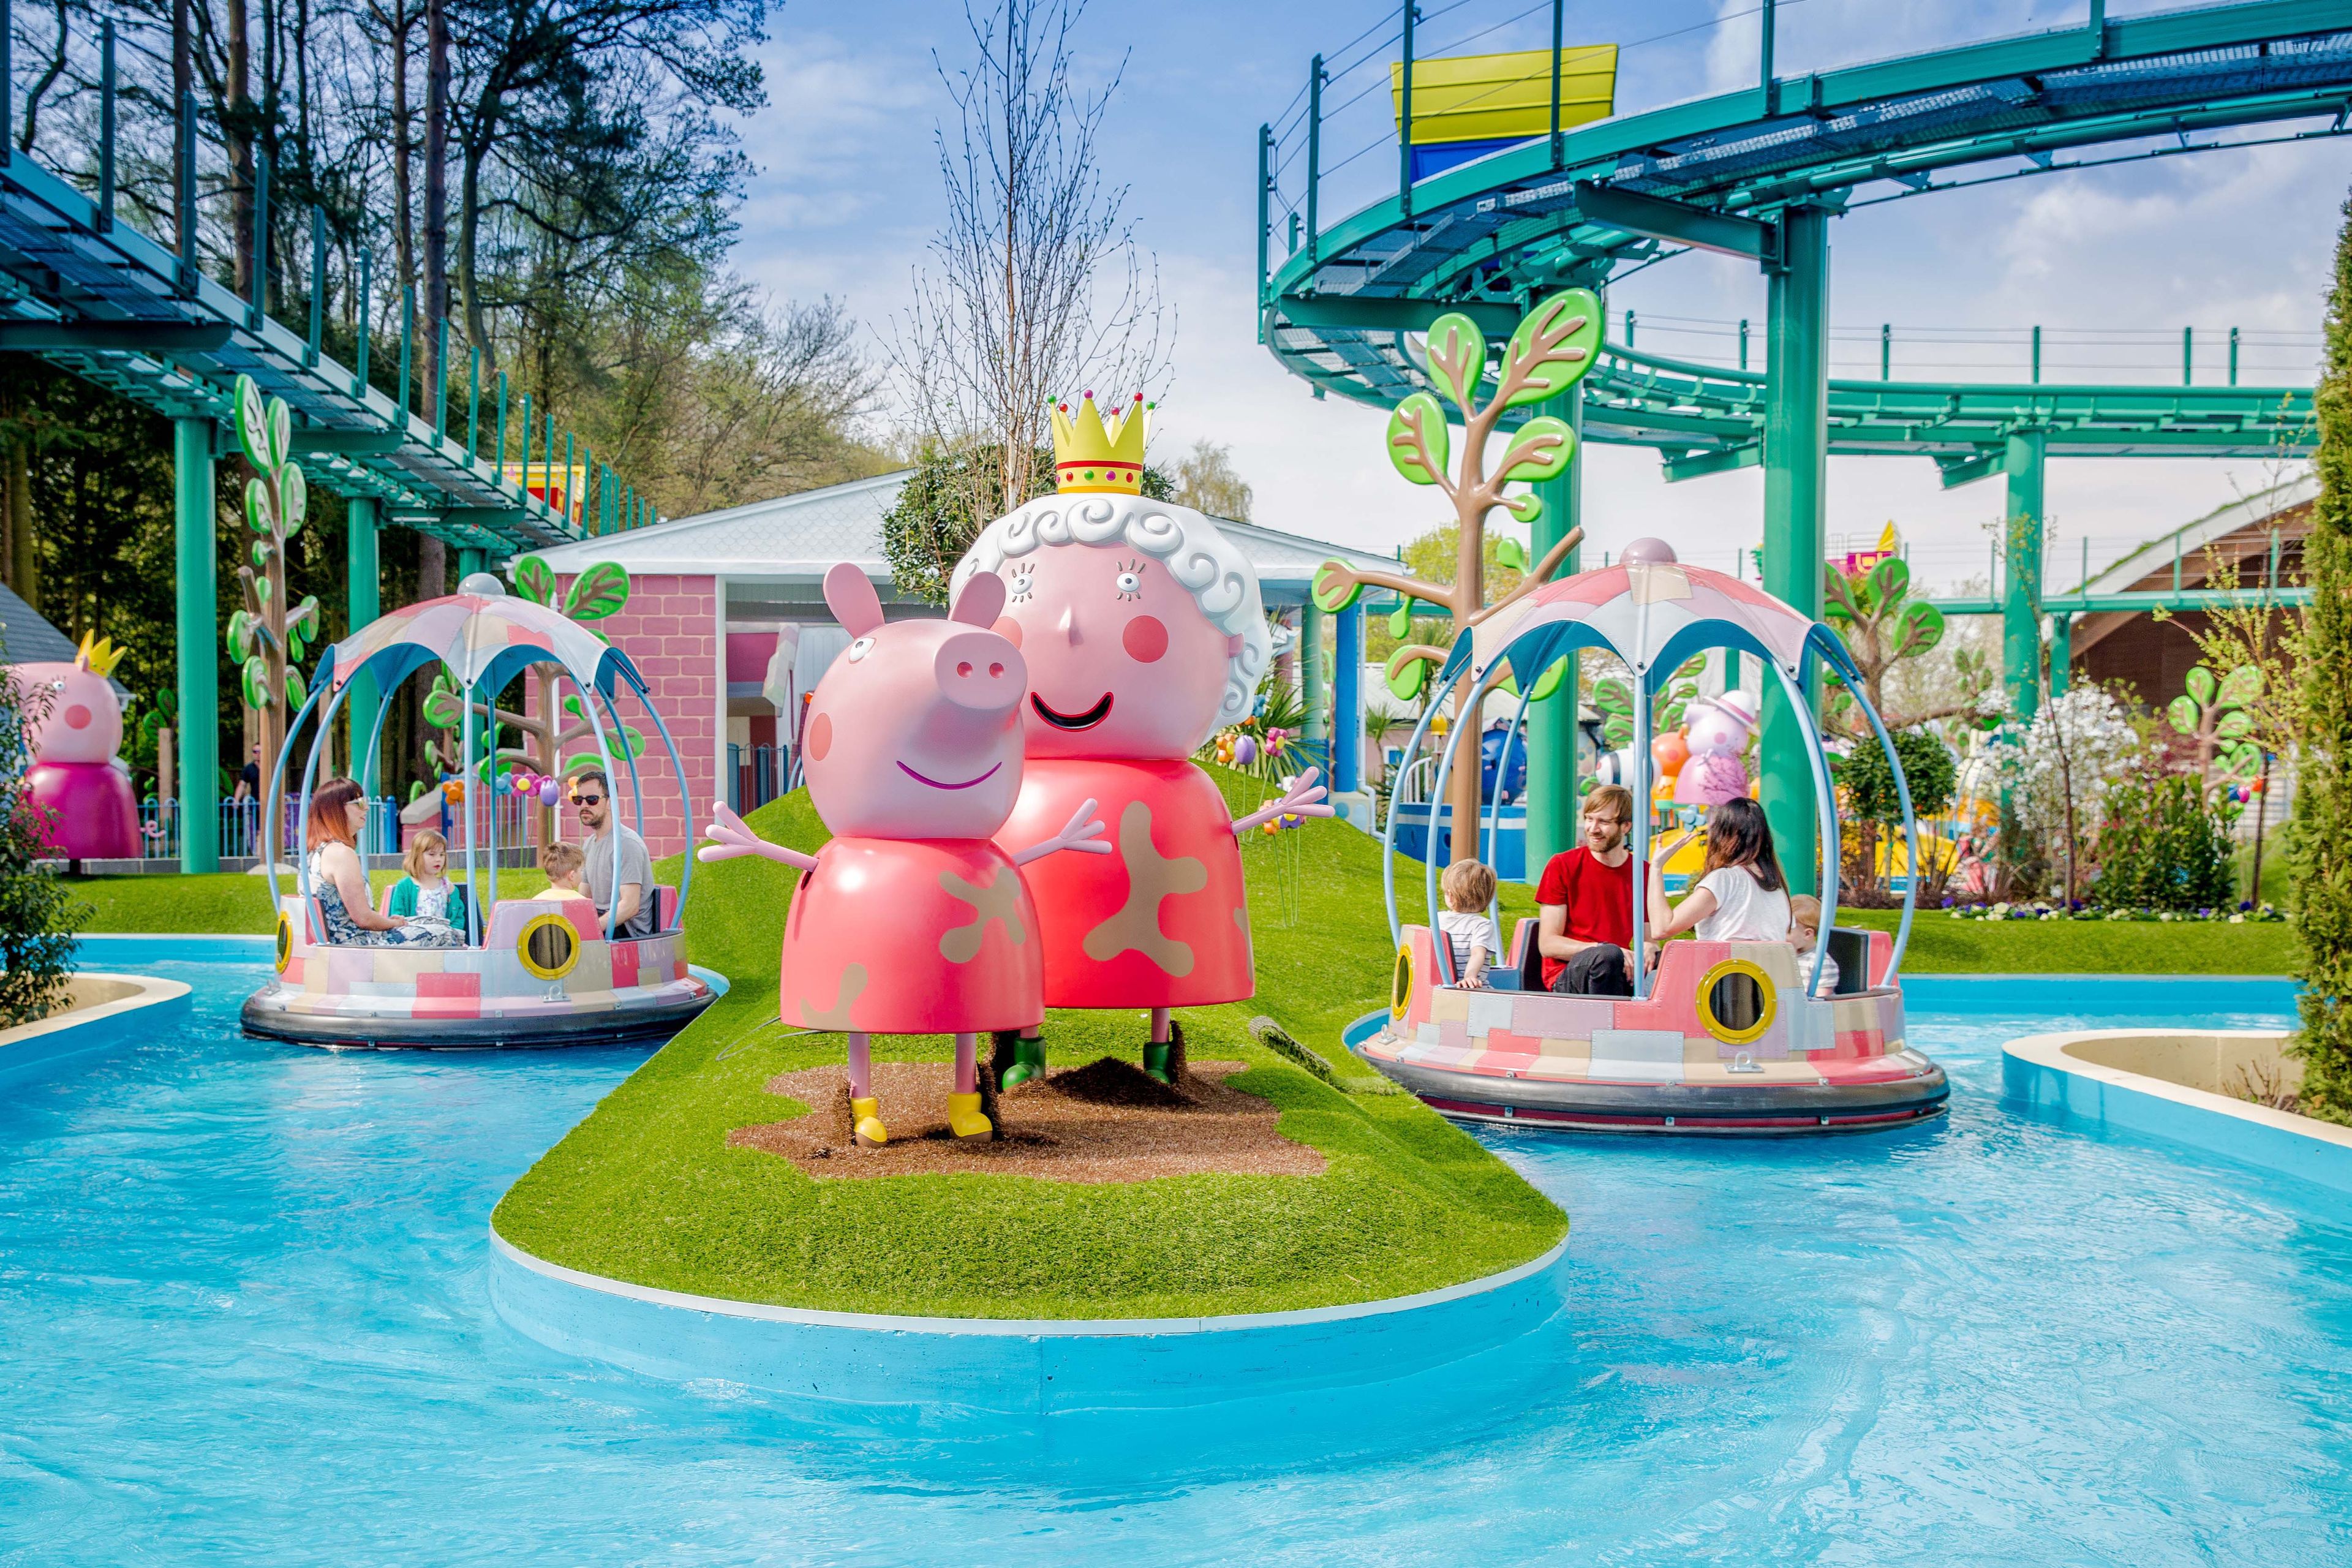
[954,477,1330,1087]
[699,564,1106,1148]
[17,633,140,860]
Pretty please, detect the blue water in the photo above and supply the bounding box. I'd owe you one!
[2,961,2345,1564]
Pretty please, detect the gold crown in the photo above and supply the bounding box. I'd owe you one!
[76,630,127,679]
[1051,392,1148,494]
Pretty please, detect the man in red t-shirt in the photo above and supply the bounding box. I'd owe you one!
[1535,783,1649,995]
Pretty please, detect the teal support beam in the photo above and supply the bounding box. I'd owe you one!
[173,417,219,873]
[346,497,380,787]
[1526,379,1585,878]
[1333,601,1362,796]
[2049,611,2072,699]
[458,548,484,582]
[2002,428,2048,725]
[1761,204,1831,897]
[1302,598,1328,766]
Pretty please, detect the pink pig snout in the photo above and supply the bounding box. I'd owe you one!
[933,631,1025,713]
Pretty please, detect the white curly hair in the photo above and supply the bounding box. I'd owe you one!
[951,492,1271,733]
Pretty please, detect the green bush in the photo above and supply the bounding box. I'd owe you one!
[1840,728,1959,822]
[2094,772,2236,911]
[0,671,89,1026]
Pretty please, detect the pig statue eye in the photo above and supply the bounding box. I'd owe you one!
[846,636,875,663]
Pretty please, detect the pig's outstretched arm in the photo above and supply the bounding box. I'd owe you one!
[1232,767,1335,835]
[1011,798,1112,866]
[698,801,820,872]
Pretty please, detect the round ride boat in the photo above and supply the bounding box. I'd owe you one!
[1352,546,1949,1135]
[242,575,717,1049]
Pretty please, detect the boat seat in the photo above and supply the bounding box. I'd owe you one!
[1825,927,1872,995]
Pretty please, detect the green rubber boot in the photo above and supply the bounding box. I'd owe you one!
[1142,1021,1185,1085]
[999,1035,1047,1089]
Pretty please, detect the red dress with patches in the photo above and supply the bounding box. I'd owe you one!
[993,758,1253,1010]
[778,838,1044,1035]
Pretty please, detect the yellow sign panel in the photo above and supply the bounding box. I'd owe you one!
[503,463,589,526]
[1392,45,1618,146]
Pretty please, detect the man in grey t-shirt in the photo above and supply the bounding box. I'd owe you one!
[568,767,657,938]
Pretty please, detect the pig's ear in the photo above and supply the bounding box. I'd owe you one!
[823,563,884,635]
[948,569,1006,628]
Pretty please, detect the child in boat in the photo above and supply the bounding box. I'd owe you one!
[540,841,595,905]
[1439,859,1501,989]
[1645,797,1792,952]
[385,829,473,943]
[1789,895,1841,997]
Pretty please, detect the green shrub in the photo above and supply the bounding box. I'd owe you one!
[2094,773,2236,911]
[0,671,88,1026]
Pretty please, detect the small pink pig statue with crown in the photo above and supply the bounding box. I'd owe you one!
[17,631,140,860]
[699,564,1106,1148]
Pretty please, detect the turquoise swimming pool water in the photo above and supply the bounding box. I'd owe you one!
[1,959,2343,1564]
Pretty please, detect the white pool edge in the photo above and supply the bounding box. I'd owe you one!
[2003,1028,2352,1196]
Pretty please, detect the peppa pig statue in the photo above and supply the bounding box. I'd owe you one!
[1672,688,1759,806]
[698,563,1107,1149]
[952,393,1330,1087]
[17,631,140,860]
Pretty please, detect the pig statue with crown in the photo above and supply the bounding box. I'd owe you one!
[952,393,1330,1087]
[17,632,141,860]
[699,564,1107,1148]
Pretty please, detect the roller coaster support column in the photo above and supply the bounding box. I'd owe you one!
[1527,380,1585,875]
[347,497,380,783]
[2049,612,2072,701]
[1302,597,1329,769]
[458,547,484,582]
[174,417,219,873]
[2003,429,2047,725]
[1762,205,1830,897]
[1333,601,1362,796]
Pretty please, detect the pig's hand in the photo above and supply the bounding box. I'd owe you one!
[1012,797,1112,866]
[698,801,819,871]
[1231,767,1335,835]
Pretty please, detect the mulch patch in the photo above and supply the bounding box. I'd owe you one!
[728,1055,1326,1184]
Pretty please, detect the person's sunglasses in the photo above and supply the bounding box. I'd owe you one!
[570,791,606,805]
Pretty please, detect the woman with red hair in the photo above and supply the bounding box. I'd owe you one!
[306,778,459,948]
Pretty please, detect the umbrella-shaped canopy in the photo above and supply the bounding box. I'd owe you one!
[1455,559,1858,692]
[320,579,638,699]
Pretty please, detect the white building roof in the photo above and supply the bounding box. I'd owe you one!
[2071,471,2315,595]
[521,469,1406,600]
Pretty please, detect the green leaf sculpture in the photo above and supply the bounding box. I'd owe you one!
[1385,392,1450,486]
[513,555,559,608]
[1422,314,1487,416]
[562,561,632,621]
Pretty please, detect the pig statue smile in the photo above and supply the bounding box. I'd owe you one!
[953,401,1330,1087]
[699,563,1106,1150]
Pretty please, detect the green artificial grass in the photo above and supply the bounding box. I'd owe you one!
[1837,907,2297,974]
[491,773,1567,1319]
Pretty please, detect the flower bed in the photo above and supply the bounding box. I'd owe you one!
[1943,899,2288,924]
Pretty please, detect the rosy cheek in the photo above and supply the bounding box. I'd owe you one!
[1122,616,1169,663]
[64,705,91,729]
[992,616,1023,649]
[805,712,833,762]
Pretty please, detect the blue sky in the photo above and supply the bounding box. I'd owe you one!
[729,1,2351,592]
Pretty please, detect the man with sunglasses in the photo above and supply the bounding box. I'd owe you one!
[567,767,654,938]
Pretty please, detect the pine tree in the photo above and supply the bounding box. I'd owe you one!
[2294,187,2352,1121]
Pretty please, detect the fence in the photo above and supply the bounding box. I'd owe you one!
[727,744,795,815]
[133,793,536,866]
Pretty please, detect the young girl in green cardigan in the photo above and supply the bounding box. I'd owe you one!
[385,829,474,943]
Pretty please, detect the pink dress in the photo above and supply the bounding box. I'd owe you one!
[26,761,140,859]
[778,837,1044,1035]
[993,758,1253,1011]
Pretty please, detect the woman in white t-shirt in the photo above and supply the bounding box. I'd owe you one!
[1644,797,1792,952]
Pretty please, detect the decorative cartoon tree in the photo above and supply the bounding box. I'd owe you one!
[1309,288,1602,838]
[2166,663,2263,786]
[1819,556,1964,731]
[420,555,640,839]
[226,374,323,870]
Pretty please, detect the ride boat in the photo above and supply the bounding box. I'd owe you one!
[242,575,716,1048]
[1351,544,1949,1135]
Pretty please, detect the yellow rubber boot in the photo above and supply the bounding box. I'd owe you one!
[850,1096,888,1148]
[946,1091,993,1142]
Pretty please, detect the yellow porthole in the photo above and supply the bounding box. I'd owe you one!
[275,913,293,973]
[1697,958,1776,1046]
[518,913,580,981]
[1391,943,1415,1023]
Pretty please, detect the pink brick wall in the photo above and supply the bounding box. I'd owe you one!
[535,571,718,860]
